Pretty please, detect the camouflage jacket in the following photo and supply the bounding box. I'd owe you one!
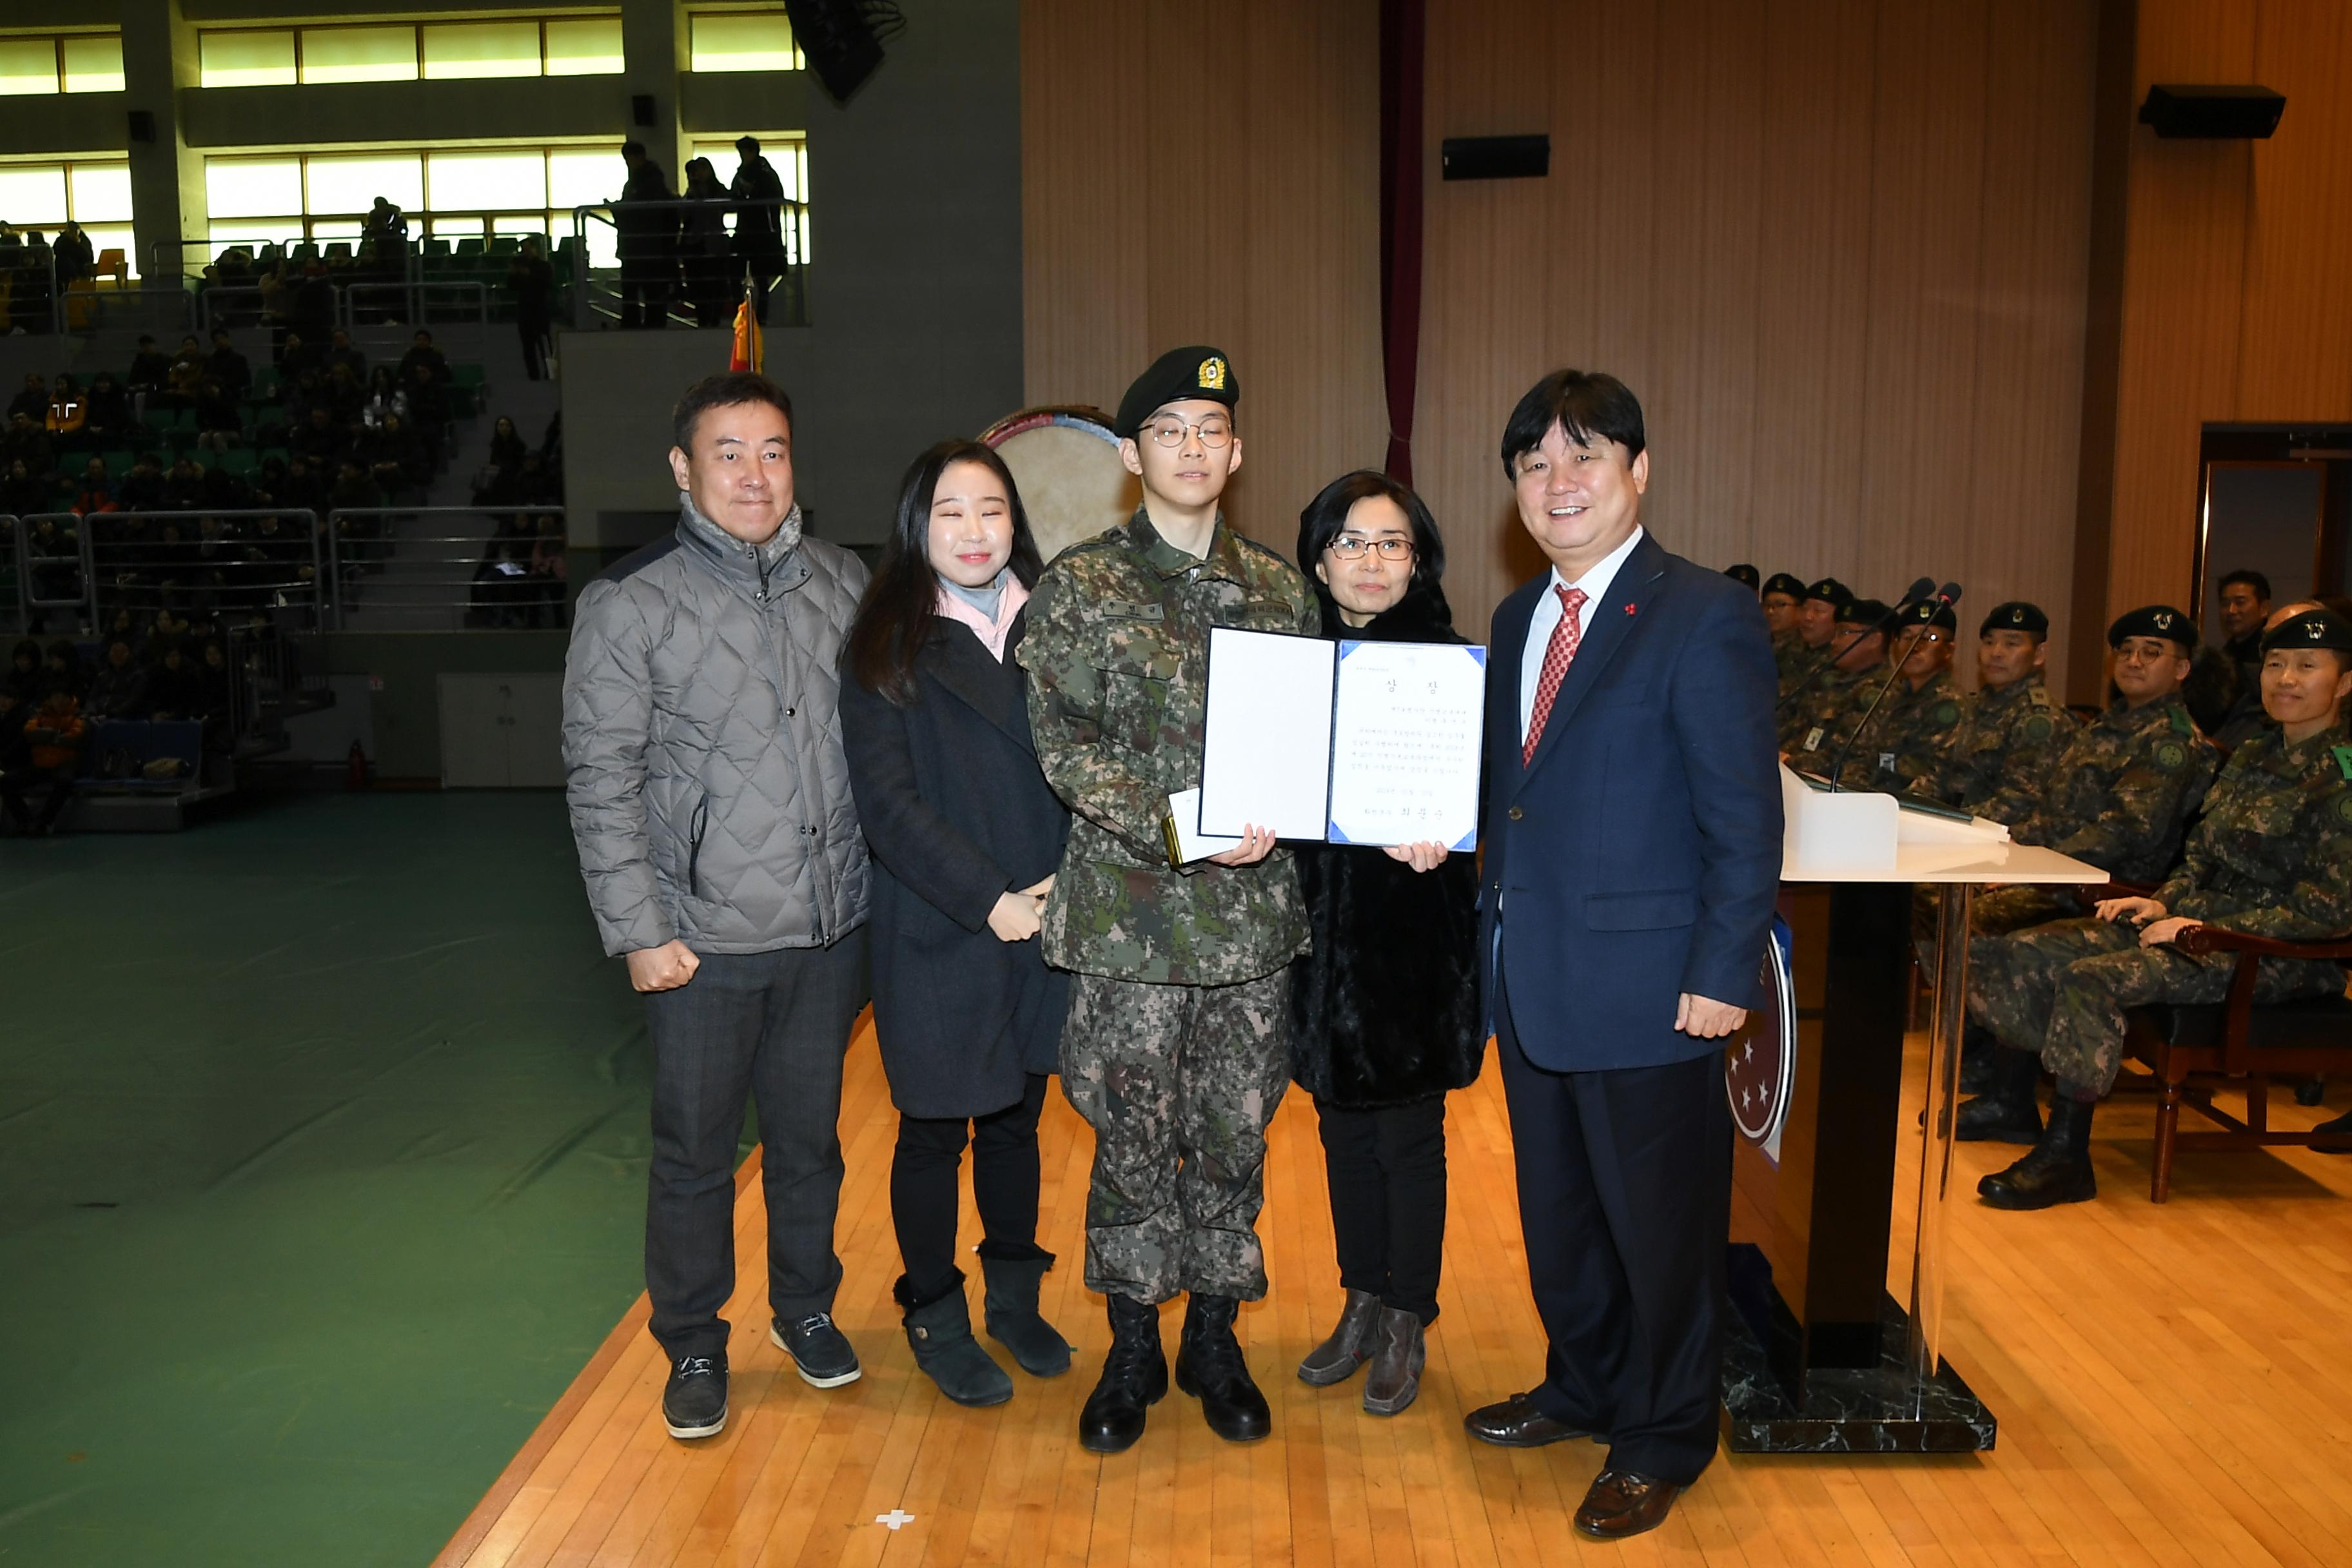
[1833,668,1964,792]
[1910,672,2075,816]
[1780,663,1874,761]
[1017,507,1318,986]
[1775,634,1830,705]
[2153,724,2352,940]
[2003,694,2219,883]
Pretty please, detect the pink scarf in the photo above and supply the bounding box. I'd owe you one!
[933,574,1030,662]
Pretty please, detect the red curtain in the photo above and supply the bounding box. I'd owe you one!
[1378,0,1427,485]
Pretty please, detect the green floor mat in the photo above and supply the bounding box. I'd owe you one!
[0,793,656,1567]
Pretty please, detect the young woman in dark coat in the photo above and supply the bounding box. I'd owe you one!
[839,438,1075,1409]
[1288,469,1483,1417]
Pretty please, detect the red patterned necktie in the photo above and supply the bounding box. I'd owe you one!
[1522,584,1589,765]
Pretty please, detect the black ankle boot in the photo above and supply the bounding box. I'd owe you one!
[1175,1293,1271,1443]
[1979,1093,2098,1210]
[980,1246,1072,1378]
[1957,1022,1999,1095]
[1077,1293,1166,1454]
[896,1271,1012,1408]
[1955,1045,2044,1143]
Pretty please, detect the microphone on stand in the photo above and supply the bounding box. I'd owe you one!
[1776,576,1936,716]
[1827,582,1962,792]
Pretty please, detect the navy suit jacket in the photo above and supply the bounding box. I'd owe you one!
[1480,531,1783,1072]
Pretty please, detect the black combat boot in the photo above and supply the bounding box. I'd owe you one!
[1077,1293,1166,1454]
[1979,1093,2098,1210]
[1955,1044,2043,1143]
[1175,1293,1271,1443]
[1956,1022,2000,1095]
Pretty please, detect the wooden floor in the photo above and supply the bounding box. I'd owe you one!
[436,1015,2352,1567]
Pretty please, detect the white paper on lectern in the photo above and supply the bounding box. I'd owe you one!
[1326,641,1486,849]
[1199,629,1337,838]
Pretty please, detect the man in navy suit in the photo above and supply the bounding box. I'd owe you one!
[1462,370,1781,1540]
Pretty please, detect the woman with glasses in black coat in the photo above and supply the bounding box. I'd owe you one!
[1286,470,1484,1416]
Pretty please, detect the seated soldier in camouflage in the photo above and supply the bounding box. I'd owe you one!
[1761,571,1804,647]
[1910,601,2075,816]
[1833,598,1963,793]
[1775,574,1849,710]
[1017,345,1318,1455]
[1961,607,2352,1210]
[1781,596,1886,762]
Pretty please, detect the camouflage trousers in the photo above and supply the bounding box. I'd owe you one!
[1911,883,2087,973]
[1059,969,1289,1304]
[1968,917,2345,1095]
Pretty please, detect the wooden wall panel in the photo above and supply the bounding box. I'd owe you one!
[1018,0,1385,560]
[2097,0,2352,643]
[1024,0,2101,690]
[1412,0,2099,691]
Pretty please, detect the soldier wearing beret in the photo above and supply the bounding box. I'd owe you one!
[1963,609,2352,1208]
[1832,598,1964,793]
[1910,601,2075,815]
[1955,605,2223,1139]
[1775,574,1850,705]
[1723,562,1761,592]
[1780,594,1883,759]
[1016,346,1317,1453]
[1759,571,1805,643]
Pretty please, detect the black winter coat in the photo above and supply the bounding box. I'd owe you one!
[1287,587,1485,1108]
[840,609,1072,1119]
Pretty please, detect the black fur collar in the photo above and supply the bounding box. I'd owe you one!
[1318,584,1461,644]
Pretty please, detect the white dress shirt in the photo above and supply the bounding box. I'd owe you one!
[1519,525,1646,741]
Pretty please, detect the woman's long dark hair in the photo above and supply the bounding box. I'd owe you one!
[847,438,1044,705]
[1295,469,1450,627]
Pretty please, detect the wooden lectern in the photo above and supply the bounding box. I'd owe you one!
[1719,771,2104,1453]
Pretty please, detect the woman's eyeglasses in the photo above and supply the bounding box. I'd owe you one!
[1326,535,1415,562]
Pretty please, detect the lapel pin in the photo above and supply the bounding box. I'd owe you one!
[1623,603,1637,616]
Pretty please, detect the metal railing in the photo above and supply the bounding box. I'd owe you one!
[328,505,567,631]
[10,509,329,635]
[568,197,807,331]
[340,280,489,331]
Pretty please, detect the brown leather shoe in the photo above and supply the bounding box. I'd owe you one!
[1461,1392,1594,1447]
[1574,1469,1680,1540]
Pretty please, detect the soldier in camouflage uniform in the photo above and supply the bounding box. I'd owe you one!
[1781,595,1886,760]
[1775,574,1850,709]
[1909,601,2075,816]
[1017,345,1317,1455]
[1761,571,1805,643]
[1954,605,2223,1139]
[1834,598,1964,792]
[1963,607,2352,1210]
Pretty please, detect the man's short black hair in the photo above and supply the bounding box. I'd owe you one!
[413,329,432,342]
[622,139,646,160]
[672,371,794,453]
[1498,369,1646,478]
[2219,569,2271,601]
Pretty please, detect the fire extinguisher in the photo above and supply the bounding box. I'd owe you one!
[346,740,369,790]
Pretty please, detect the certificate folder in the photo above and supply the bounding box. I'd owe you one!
[1195,627,1486,852]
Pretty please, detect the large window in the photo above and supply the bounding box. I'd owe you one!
[202,141,806,268]
[688,10,804,73]
[197,15,624,87]
[0,155,137,275]
[0,32,126,95]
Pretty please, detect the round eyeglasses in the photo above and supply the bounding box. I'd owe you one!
[1144,414,1233,449]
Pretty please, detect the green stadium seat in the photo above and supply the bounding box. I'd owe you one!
[423,238,451,259]
[488,236,520,257]
[250,366,279,397]
[324,241,351,262]
[454,237,485,259]
[101,449,133,479]
[259,447,289,467]
[219,448,259,477]
[451,363,485,388]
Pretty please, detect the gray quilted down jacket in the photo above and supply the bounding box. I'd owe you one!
[562,498,872,957]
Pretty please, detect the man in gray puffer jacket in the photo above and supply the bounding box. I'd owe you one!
[562,371,872,1443]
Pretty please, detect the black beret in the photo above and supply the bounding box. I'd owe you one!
[1724,563,1761,589]
[1762,572,1807,600]
[1899,598,1957,633]
[2107,604,2198,652]
[1805,576,1852,607]
[2260,608,2352,656]
[1837,597,1890,627]
[1114,346,1238,438]
[1981,601,2049,639]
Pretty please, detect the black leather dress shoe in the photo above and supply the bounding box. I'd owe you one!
[1461,1392,1594,1448]
[1574,1469,1680,1540]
